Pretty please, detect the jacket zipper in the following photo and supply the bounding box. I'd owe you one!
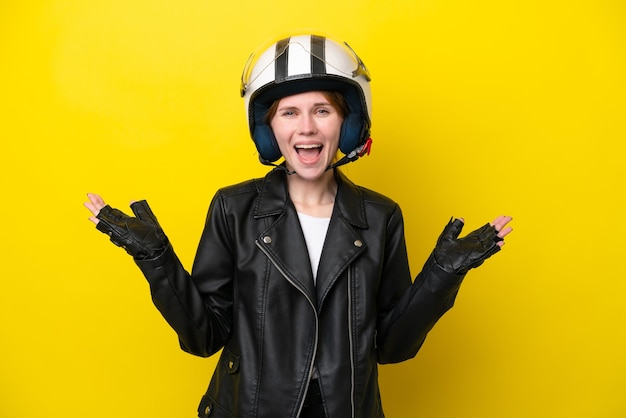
[256,240,319,418]
[347,268,356,417]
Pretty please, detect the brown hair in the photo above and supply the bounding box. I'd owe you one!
[264,91,349,124]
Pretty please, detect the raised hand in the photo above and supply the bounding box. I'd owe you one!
[84,193,168,260]
[433,216,513,274]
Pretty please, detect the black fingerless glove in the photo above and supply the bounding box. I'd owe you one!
[95,200,168,260]
[433,218,502,275]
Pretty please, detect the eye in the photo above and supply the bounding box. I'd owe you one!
[315,107,332,115]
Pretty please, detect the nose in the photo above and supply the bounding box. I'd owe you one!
[298,113,317,135]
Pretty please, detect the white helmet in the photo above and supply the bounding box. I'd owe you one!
[240,34,372,164]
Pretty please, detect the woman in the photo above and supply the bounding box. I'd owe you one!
[84,34,513,418]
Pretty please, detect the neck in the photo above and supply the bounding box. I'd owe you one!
[287,169,337,217]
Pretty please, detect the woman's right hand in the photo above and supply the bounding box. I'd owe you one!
[84,193,107,224]
[83,193,169,260]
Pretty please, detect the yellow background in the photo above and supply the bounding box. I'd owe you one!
[1,1,624,417]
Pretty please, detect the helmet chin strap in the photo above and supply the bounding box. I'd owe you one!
[259,137,373,175]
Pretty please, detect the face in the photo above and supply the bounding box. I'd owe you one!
[270,91,344,181]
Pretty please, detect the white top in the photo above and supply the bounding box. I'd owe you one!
[297,212,331,285]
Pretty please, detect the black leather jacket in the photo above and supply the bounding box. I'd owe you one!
[136,168,466,418]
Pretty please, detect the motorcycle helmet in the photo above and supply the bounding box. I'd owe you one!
[240,33,372,164]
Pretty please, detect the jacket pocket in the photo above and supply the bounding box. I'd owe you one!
[197,393,236,418]
[197,394,213,417]
[197,348,241,417]
[225,348,240,374]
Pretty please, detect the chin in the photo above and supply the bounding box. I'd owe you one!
[293,166,330,180]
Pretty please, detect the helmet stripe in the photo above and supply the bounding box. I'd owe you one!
[311,35,326,75]
[274,37,290,82]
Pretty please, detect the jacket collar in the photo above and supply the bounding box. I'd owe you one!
[254,166,369,229]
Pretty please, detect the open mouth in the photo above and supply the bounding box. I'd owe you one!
[295,144,323,159]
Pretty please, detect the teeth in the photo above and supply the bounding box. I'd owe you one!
[295,144,322,149]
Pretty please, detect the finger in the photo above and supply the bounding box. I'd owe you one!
[87,193,106,208]
[491,215,513,232]
[88,215,100,225]
[450,218,465,239]
[437,217,464,243]
[83,201,101,217]
[497,226,513,239]
[130,200,159,225]
[490,215,506,230]
[85,193,107,212]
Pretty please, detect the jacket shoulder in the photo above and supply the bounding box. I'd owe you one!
[338,171,399,210]
[217,178,263,198]
[358,186,397,207]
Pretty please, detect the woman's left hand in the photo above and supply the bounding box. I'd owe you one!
[433,215,513,274]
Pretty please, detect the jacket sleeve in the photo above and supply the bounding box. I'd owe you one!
[375,205,466,364]
[134,191,234,358]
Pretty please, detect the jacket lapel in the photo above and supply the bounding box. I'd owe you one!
[254,168,316,303]
[315,172,368,309]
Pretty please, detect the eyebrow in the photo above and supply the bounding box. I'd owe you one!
[277,102,332,112]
